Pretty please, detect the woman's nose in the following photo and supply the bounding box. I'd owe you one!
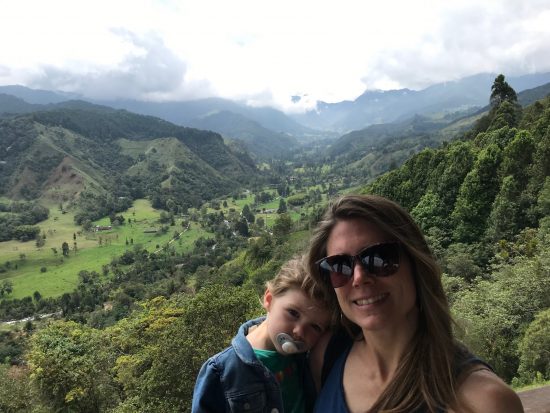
[351,261,375,287]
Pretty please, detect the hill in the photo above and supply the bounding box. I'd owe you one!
[0,102,259,210]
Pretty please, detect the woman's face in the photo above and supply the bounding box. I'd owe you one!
[325,218,418,333]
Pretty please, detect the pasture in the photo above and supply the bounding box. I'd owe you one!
[0,199,205,300]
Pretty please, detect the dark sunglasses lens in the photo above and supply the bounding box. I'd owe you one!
[318,243,400,288]
[359,243,400,276]
[319,257,353,288]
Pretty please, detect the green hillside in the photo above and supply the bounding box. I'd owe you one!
[0,104,260,212]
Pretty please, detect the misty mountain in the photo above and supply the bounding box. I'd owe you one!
[0,87,331,154]
[0,85,78,104]
[518,81,550,107]
[0,93,42,114]
[186,110,299,159]
[1,71,549,141]
[91,97,329,141]
[291,72,550,133]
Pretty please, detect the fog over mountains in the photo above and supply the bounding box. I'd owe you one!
[2,71,550,143]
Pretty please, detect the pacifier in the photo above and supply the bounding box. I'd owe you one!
[276,333,306,354]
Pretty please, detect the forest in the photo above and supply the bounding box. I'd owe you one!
[0,75,549,412]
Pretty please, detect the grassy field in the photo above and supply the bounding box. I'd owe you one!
[0,199,206,300]
[1,181,326,301]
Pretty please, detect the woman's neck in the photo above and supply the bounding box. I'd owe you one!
[358,308,419,380]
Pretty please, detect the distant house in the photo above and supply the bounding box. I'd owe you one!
[94,225,112,232]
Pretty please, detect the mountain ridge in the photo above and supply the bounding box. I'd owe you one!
[3,72,550,138]
[0,103,259,208]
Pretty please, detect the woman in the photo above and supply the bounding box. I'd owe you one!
[306,194,523,412]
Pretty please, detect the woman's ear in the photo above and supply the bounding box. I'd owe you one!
[263,288,273,311]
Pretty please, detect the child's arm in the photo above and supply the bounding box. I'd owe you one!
[191,358,226,413]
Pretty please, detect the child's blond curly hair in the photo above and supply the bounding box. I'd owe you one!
[266,255,338,327]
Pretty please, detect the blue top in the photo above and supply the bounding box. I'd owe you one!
[191,316,316,413]
[314,336,492,413]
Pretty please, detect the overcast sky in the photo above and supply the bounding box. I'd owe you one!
[1,0,550,111]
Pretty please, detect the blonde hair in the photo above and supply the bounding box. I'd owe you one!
[267,255,339,327]
[307,194,459,412]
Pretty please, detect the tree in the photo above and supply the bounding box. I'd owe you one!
[111,287,261,412]
[485,176,520,242]
[242,204,255,224]
[0,280,13,297]
[452,240,550,381]
[517,308,550,384]
[61,241,70,257]
[277,198,287,213]
[0,365,36,412]
[272,213,292,242]
[451,144,503,243]
[27,321,119,412]
[490,74,517,108]
[235,217,249,237]
[36,233,45,248]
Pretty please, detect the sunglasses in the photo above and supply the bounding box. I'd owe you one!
[316,242,401,288]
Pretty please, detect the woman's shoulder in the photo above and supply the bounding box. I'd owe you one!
[309,328,352,391]
[452,368,524,413]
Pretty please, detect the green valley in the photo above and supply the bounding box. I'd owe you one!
[0,75,548,412]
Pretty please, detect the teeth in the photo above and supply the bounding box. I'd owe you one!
[355,294,386,305]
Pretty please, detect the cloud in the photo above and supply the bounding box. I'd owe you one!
[0,65,11,78]
[1,0,549,110]
[361,1,550,90]
[28,30,211,101]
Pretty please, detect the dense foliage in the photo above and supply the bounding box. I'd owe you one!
[0,201,49,242]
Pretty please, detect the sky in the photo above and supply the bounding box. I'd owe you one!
[1,0,550,112]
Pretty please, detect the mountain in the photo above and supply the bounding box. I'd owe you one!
[0,85,78,104]
[1,71,549,140]
[323,81,550,184]
[0,101,258,208]
[95,97,330,142]
[291,72,550,133]
[0,93,43,115]
[518,82,550,107]
[186,110,299,159]
[0,87,333,154]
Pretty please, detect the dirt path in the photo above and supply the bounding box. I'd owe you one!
[518,385,550,413]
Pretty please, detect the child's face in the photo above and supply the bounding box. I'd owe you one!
[263,288,330,354]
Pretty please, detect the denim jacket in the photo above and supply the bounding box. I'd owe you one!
[192,317,316,413]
